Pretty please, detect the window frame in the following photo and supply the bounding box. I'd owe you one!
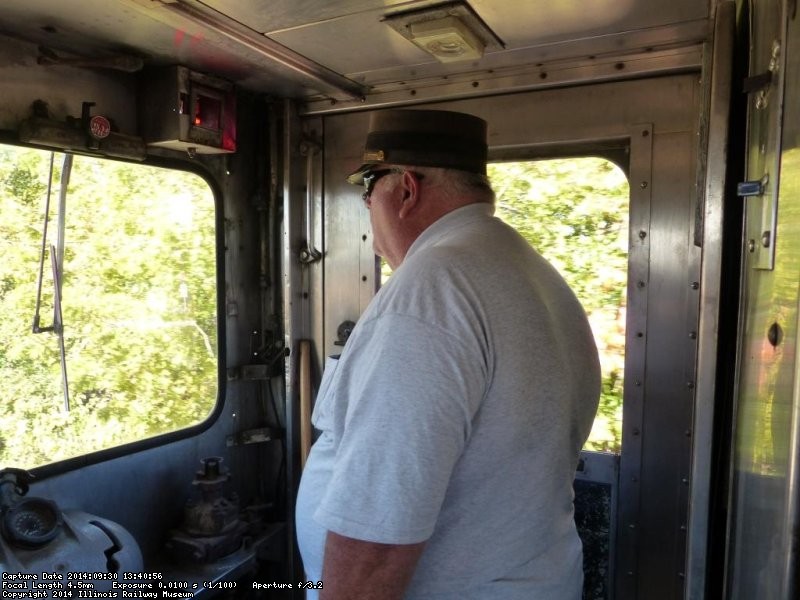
[0,135,228,479]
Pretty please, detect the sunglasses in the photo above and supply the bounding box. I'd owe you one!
[361,169,423,205]
[361,169,397,205]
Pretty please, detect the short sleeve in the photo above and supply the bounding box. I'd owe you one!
[314,312,487,544]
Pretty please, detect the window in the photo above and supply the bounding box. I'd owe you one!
[0,144,218,469]
[488,158,628,453]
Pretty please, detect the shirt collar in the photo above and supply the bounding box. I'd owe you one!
[405,203,494,262]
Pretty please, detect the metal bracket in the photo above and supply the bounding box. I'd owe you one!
[744,35,786,271]
[226,364,270,380]
[737,173,769,197]
[333,320,356,347]
[226,427,282,447]
[742,71,773,93]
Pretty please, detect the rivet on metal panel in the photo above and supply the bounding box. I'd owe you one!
[682,477,689,484]
[634,380,642,387]
[632,427,640,436]
[748,239,756,253]
[679,572,685,579]
[686,381,695,389]
[637,280,646,289]
[636,332,644,338]
[689,331,697,339]
[685,429,692,437]
[628,523,636,529]
[361,275,367,282]
[640,181,648,189]
[638,230,647,240]
[690,281,700,290]
[641,130,649,137]
[680,524,687,531]
[761,231,771,248]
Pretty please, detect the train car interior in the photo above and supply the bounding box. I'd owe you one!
[0,0,799,598]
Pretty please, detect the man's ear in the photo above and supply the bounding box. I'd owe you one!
[398,170,421,219]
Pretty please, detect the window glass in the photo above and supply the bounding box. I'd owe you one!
[0,145,218,469]
[488,158,628,453]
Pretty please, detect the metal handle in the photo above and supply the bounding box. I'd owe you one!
[300,141,322,264]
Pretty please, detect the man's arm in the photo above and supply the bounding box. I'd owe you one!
[320,531,426,600]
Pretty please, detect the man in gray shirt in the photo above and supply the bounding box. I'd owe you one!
[295,109,600,599]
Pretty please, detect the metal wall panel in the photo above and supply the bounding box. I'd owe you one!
[726,0,800,597]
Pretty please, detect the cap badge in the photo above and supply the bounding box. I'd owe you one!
[363,150,385,162]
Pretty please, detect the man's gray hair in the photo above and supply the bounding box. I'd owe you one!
[445,169,496,204]
[414,166,496,205]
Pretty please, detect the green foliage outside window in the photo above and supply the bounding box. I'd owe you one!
[489,158,628,453]
[0,145,218,469]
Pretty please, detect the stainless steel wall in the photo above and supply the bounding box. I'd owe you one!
[726,0,800,597]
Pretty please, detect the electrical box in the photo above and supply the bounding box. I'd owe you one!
[140,66,236,155]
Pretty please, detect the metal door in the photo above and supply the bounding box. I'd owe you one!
[288,71,711,598]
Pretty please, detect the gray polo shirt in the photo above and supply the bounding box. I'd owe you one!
[296,203,600,599]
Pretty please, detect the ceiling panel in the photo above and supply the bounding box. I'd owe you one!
[205,0,435,34]
[0,0,327,96]
[472,0,708,47]
[0,0,713,98]
[267,0,710,81]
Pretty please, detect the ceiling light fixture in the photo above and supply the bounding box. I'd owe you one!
[384,1,504,64]
[409,16,484,62]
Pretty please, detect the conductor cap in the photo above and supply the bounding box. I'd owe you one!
[347,109,488,185]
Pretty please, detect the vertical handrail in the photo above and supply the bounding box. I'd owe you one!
[299,140,322,264]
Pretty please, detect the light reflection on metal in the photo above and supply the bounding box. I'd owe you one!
[160,0,366,101]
